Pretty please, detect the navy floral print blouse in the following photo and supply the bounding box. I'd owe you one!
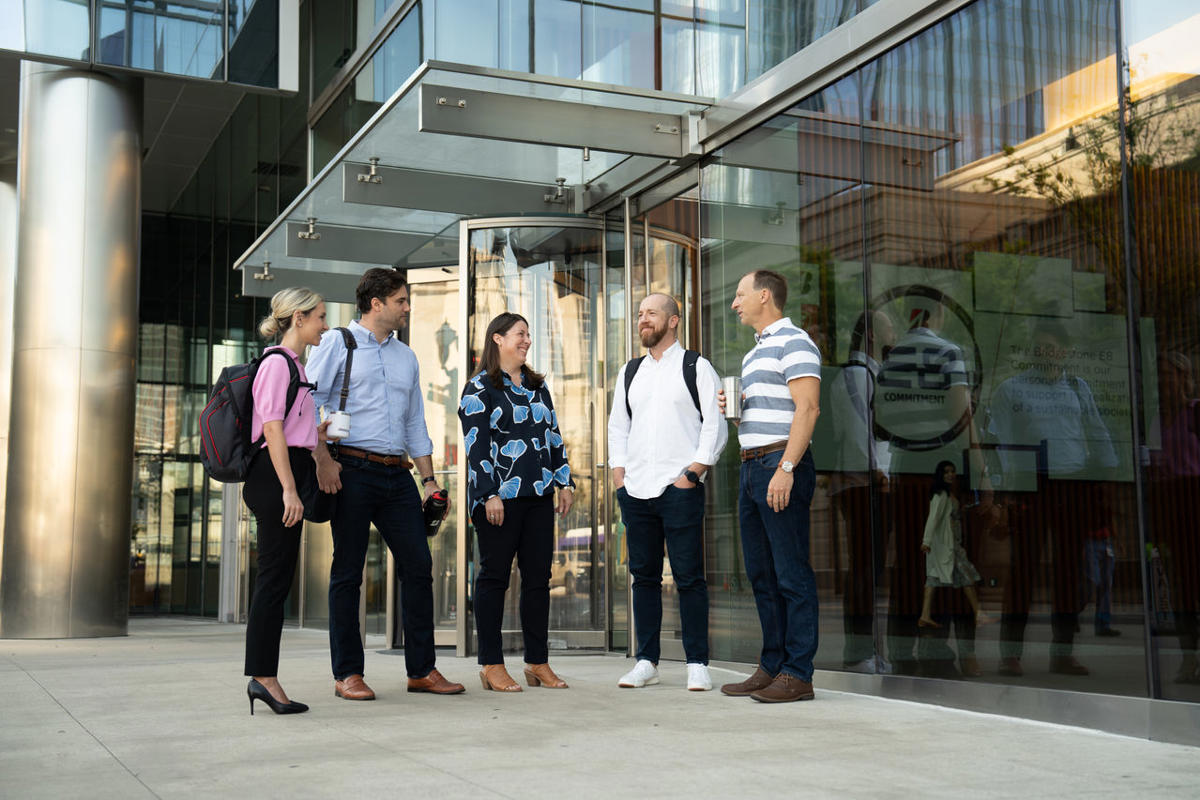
[458,369,574,515]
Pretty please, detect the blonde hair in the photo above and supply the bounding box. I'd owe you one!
[259,287,323,340]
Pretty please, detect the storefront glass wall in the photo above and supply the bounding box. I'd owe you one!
[695,0,1200,702]
[130,11,312,616]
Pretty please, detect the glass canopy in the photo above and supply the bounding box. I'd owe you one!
[234,61,711,301]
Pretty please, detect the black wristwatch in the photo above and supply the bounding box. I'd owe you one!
[421,475,437,486]
[683,469,700,485]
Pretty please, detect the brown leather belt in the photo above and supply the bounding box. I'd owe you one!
[740,441,788,462]
[334,445,412,469]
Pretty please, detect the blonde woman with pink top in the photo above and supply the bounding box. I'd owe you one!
[244,287,329,715]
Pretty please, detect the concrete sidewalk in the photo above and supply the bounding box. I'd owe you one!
[1,619,1197,799]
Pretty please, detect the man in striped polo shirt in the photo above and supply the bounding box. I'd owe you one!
[720,269,823,703]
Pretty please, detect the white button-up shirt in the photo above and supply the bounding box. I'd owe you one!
[608,341,729,500]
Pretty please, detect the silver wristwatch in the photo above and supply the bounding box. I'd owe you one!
[780,460,794,474]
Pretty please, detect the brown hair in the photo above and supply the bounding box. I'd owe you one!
[479,312,545,390]
[355,268,408,314]
[752,269,788,311]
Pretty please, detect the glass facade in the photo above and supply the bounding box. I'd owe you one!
[3,0,287,87]
[692,0,1200,702]
[129,7,312,615]
[83,0,1197,732]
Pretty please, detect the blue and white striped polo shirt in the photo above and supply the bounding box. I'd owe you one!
[739,317,822,449]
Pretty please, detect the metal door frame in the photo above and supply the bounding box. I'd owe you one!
[455,216,610,657]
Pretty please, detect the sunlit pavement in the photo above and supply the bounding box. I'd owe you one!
[2,618,1197,799]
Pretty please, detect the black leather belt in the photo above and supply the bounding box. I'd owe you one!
[334,445,412,469]
[740,441,787,462]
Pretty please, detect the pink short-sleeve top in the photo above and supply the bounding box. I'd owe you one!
[251,346,318,450]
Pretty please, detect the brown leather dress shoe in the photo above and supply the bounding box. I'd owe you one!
[1049,655,1090,676]
[750,673,815,703]
[720,665,775,697]
[334,674,376,701]
[524,663,568,688]
[407,667,466,694]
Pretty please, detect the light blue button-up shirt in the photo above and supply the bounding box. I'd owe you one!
[306,319,434,457]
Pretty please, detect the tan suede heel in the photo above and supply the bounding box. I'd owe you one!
[479,664,522,692]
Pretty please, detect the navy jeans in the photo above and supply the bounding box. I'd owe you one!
[618,483,709,664]
[738,449,818,681]
[328,455,435,680]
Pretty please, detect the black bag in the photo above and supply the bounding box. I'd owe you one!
[199,349,303,483]
[301,470,337,523]
[302,327,358,523]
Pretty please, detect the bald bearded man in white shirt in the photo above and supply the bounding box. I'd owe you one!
[609,293,728,692]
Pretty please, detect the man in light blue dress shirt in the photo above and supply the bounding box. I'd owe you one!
[308,268,464,700]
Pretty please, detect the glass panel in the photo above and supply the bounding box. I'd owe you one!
[408,276,464,632]
[534,0,581,79]
[355,9,421,105]
[312,0,358,97]
[23,0,90,60]
[746,0,856,84]
[97,0,224,79]
[228,0,280,87]
[466,223,605,647]
[499,0,531,72]
[701,74,864,667]
[696,0,745,97]
[604,215,630,649]
[583,3,655,89]
[1125,3,1200,702]
[863,0,1142,692]
[662,16,695,96]
[434,0,499,67]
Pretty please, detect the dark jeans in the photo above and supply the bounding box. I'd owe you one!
[1000,477,1097,660]
[328,455,434,680]
[243,447,311,677]
[618,483,709,664]
[472,496,554,665]
[835,484,887,665]
[738,448,818,681]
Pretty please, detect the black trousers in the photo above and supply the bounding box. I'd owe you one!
[243,447,313,677]
[472,496,554,665]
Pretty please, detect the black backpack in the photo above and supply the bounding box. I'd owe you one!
[199,349,308,482]
[623,349,702,419]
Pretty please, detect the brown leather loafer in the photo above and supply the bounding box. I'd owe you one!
[1049,655,1090,676]
[750,673,815,703]
[407,667,466,694]
[334,674,375,701]
[720,665,775,697]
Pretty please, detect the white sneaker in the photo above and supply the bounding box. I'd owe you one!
[618,659,660,688]
[687,663,713,691]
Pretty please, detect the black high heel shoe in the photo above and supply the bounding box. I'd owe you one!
[247,679,309,715]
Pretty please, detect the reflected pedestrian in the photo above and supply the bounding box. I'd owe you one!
[460,312,575,692]
[917,461,991,645]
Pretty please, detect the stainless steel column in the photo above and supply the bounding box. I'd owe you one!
[0,164,16,609]
[0,63,141,638]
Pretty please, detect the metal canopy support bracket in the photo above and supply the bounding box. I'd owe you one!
[243,266,365,303]
[285,221,435,264]
[418,84,686,159]
[342,163,570,215]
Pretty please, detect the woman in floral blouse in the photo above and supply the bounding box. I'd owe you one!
[459,311,575,692]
